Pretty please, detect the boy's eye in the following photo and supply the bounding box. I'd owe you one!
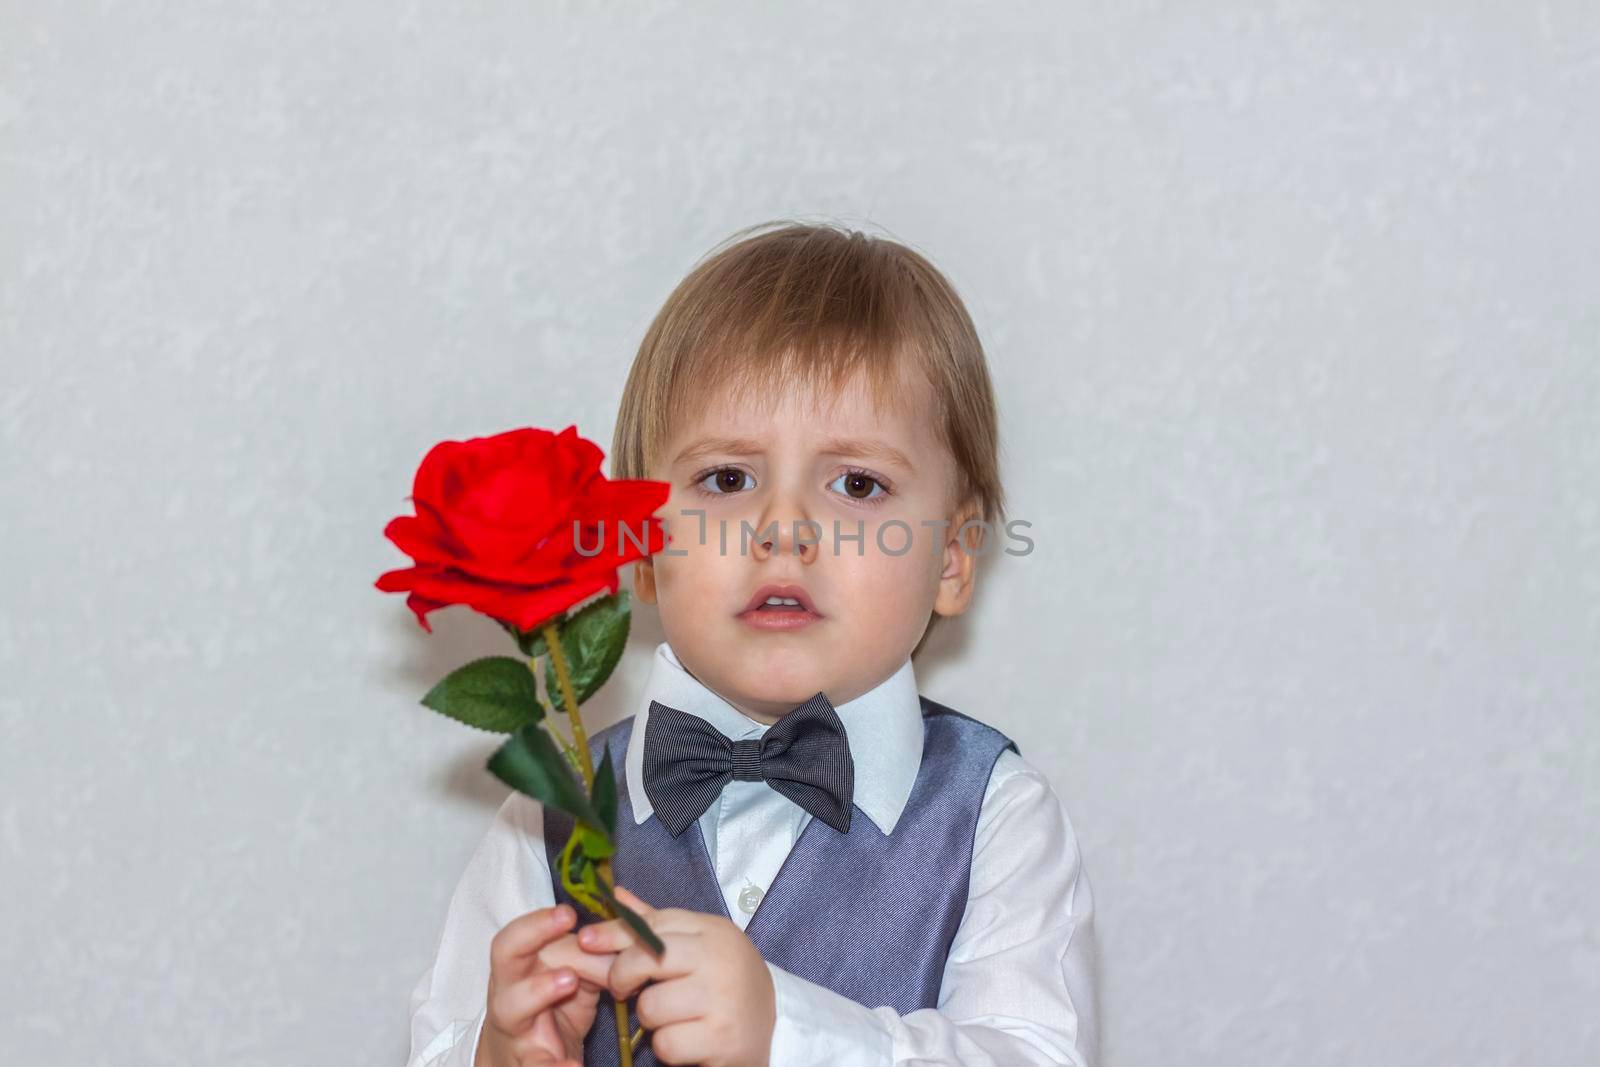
[693,466,891,503]
[828,469,889,503]
[697,467,754,495]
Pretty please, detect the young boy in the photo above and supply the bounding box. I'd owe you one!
[407,222,1098,1067]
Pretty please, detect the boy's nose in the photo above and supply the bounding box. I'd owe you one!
[749,512,823,559]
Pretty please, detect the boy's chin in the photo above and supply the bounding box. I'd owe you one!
[708,645,838,702]
[673,621,854,687]
[730,657,829,697]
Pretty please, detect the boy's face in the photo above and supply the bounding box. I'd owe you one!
[633,364,980,725]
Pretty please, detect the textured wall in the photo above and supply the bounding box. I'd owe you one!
[2,3,1595,1064]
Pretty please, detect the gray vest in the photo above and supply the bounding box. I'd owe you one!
[543,695,1017,1067]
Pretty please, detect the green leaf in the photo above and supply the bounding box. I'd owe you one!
[592,748,619,837]
[558,835,605,915]
[487,723,605,827]
[544,592,631,709]
[497,618,553,660]
[596,881,666,956]
[572,820,615,861]
[578,855,601,896]
[420,656,542,733]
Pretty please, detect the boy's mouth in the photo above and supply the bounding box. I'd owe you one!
[739,582,821,615]
[737,582,824,630]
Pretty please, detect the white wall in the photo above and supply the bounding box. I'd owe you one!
[2,3,1595,1064]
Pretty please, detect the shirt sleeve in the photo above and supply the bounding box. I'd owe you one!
[407,790,555,1067]
[765,748,1099,1067]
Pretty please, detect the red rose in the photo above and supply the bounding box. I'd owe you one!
[376,425,669,633]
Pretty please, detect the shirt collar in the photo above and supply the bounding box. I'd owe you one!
[624,640,925,835]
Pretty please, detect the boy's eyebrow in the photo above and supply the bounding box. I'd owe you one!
[817,435,917,475]
[671,434,916,474]
[671,435,769,465]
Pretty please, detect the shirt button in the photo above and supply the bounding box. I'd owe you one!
[737,883,764,913]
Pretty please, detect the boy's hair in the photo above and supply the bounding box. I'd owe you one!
[612,219,1006,656]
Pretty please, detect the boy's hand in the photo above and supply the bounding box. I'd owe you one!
[475,903,619,1067]
[576,886,776,1067]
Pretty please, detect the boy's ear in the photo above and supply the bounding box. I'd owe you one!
[932,499,982,618]
[633,559,658,604]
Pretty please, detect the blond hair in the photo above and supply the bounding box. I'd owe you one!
[612,220,1006,653]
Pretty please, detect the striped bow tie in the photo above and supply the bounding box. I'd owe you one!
[641,690,855,837]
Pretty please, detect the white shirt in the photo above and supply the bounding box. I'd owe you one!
[407,641,1099,1066]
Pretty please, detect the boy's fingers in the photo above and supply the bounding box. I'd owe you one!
[577,899,699,954]
[538,931,618,985]
[491,904,576,978]
[576,918,636,953]
[633,974,707,1029]
[489,967,579,1034]
[612,884,655,916]
[608,935,701,1000]
[573,883,657,952]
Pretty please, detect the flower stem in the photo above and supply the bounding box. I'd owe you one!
[540,696,585,774]
[614,993,634,1067]
[541,621,594,787]
[540,621,634,1067]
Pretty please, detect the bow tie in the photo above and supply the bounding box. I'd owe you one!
[641,690,855,837]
